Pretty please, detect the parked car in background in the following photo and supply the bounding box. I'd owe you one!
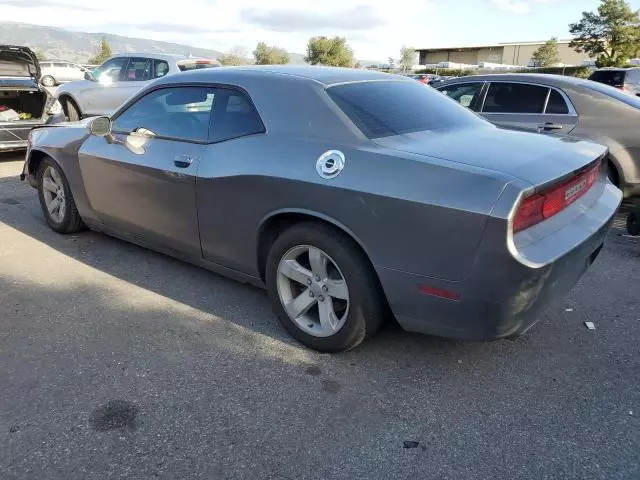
[588,67,640,96]
[0,44,53,151]
[437,73,640,198]
[22,66,620,352]
[410,74,441,85]
[52,53,220,121]
[40,60,89,87]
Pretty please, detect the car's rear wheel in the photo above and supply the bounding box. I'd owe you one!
[37,157,84,234]
[627,211,639,236]
[64,98,81,122]
[41,75,56,87]
[265,223,385,352]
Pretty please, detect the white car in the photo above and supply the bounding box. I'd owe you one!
[53,53,220,121]
[39,60,89,87]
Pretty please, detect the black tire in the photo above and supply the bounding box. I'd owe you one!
[64,98,81,122]
[607,162,620,188]
[37,157,85,234]
[265,222,385,352]
[627,211,640,236]
[41,75,56,87]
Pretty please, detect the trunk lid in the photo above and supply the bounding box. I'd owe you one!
[0,45,41,88]
[374,125,607,188]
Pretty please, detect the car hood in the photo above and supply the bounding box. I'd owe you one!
[374,125,608,188]
[0,45,41,81]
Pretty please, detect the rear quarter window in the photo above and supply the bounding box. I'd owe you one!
[326,80,484,139]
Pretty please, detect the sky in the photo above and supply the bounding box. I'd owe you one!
[1,0,639,61]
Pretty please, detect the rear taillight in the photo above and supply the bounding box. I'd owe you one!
[513,162,600,233]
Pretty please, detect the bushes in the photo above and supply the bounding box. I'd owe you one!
[513,66,591,78]
[414,66,592,78]
[414,68,475,77]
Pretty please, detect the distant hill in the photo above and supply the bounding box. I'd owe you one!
[0,22,379,67]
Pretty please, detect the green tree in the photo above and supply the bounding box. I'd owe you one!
[34,48,47,61]
[399,46,416,73]
[253,42,289,65]
[531,37,561,67]
[569,0,640,67]
[219,46,249,66]
[88,37,113,65]
[305,36,354,67]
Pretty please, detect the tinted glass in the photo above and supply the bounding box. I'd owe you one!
[52,62,66,68]
[545,89,569,114]
[124,57,152,82]
[327,80,484,139]
[438,83,484,110]
[588,70,626,86]
[94,57,127,82]
[210,90,265,143]
[153,60,170,79]
[483,83,548,114]
[113,87,215,142]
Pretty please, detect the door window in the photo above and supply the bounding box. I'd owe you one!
[112,87,215,142]
[123,57,152,82]
[545,89,569,114]
[52,62,66,68]
[483,83,548,114]
[153,60,170,79]
[93,57,127,83]
[438,83,484,110]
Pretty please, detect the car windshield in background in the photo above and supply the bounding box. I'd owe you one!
[327,80,484,139]
[584,80,640,110]
[589,70,625,87]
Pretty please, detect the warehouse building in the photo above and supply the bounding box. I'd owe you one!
[416,40,591,67]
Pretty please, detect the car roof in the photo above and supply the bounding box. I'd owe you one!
[109,52,195,61]
[440,73,597,88]
[156,65,408,87]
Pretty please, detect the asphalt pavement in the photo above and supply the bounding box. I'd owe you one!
[1,152,639,480]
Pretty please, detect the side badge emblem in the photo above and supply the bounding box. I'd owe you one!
[316,150,345,179]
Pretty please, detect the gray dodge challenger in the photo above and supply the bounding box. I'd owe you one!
[21,66,622,352]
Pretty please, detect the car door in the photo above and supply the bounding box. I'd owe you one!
[81,56,129,116]
[78,86,216,257]
[112,57,156,110]
[480,82,577,134]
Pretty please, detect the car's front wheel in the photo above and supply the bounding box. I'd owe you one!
[266,223,385,352]
[37,157,85,234]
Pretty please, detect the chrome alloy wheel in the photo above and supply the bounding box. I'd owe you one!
[276,245,350,337]
[41,165,66,224]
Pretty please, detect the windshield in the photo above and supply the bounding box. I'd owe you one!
[327,80,485,139]
[588,70,625,86]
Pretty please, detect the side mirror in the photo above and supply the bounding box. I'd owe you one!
[89,116,111,136]
[84,71,95,81]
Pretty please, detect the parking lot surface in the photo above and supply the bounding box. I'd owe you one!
[1,153,639,479]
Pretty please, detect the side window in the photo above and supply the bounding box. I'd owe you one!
[124,57,152,82]
[210,90,265,143]
[628,69,640,84]
[53,62,66,68]
[94,57,127,82]
[153,60,170,79]
[483,83,548,114]
[112,87,215,142]
[438,83,483,110]
[545,90,569,114]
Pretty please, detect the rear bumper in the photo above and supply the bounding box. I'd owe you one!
[379,182,622,341]
[0,139,27,151]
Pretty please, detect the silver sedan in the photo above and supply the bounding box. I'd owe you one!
[21,66,621,352]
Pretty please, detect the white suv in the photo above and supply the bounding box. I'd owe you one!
[40,60,89,87]
[53,53,219,121]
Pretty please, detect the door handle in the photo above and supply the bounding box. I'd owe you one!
[174,154,195,168]
[538,122,563,133]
